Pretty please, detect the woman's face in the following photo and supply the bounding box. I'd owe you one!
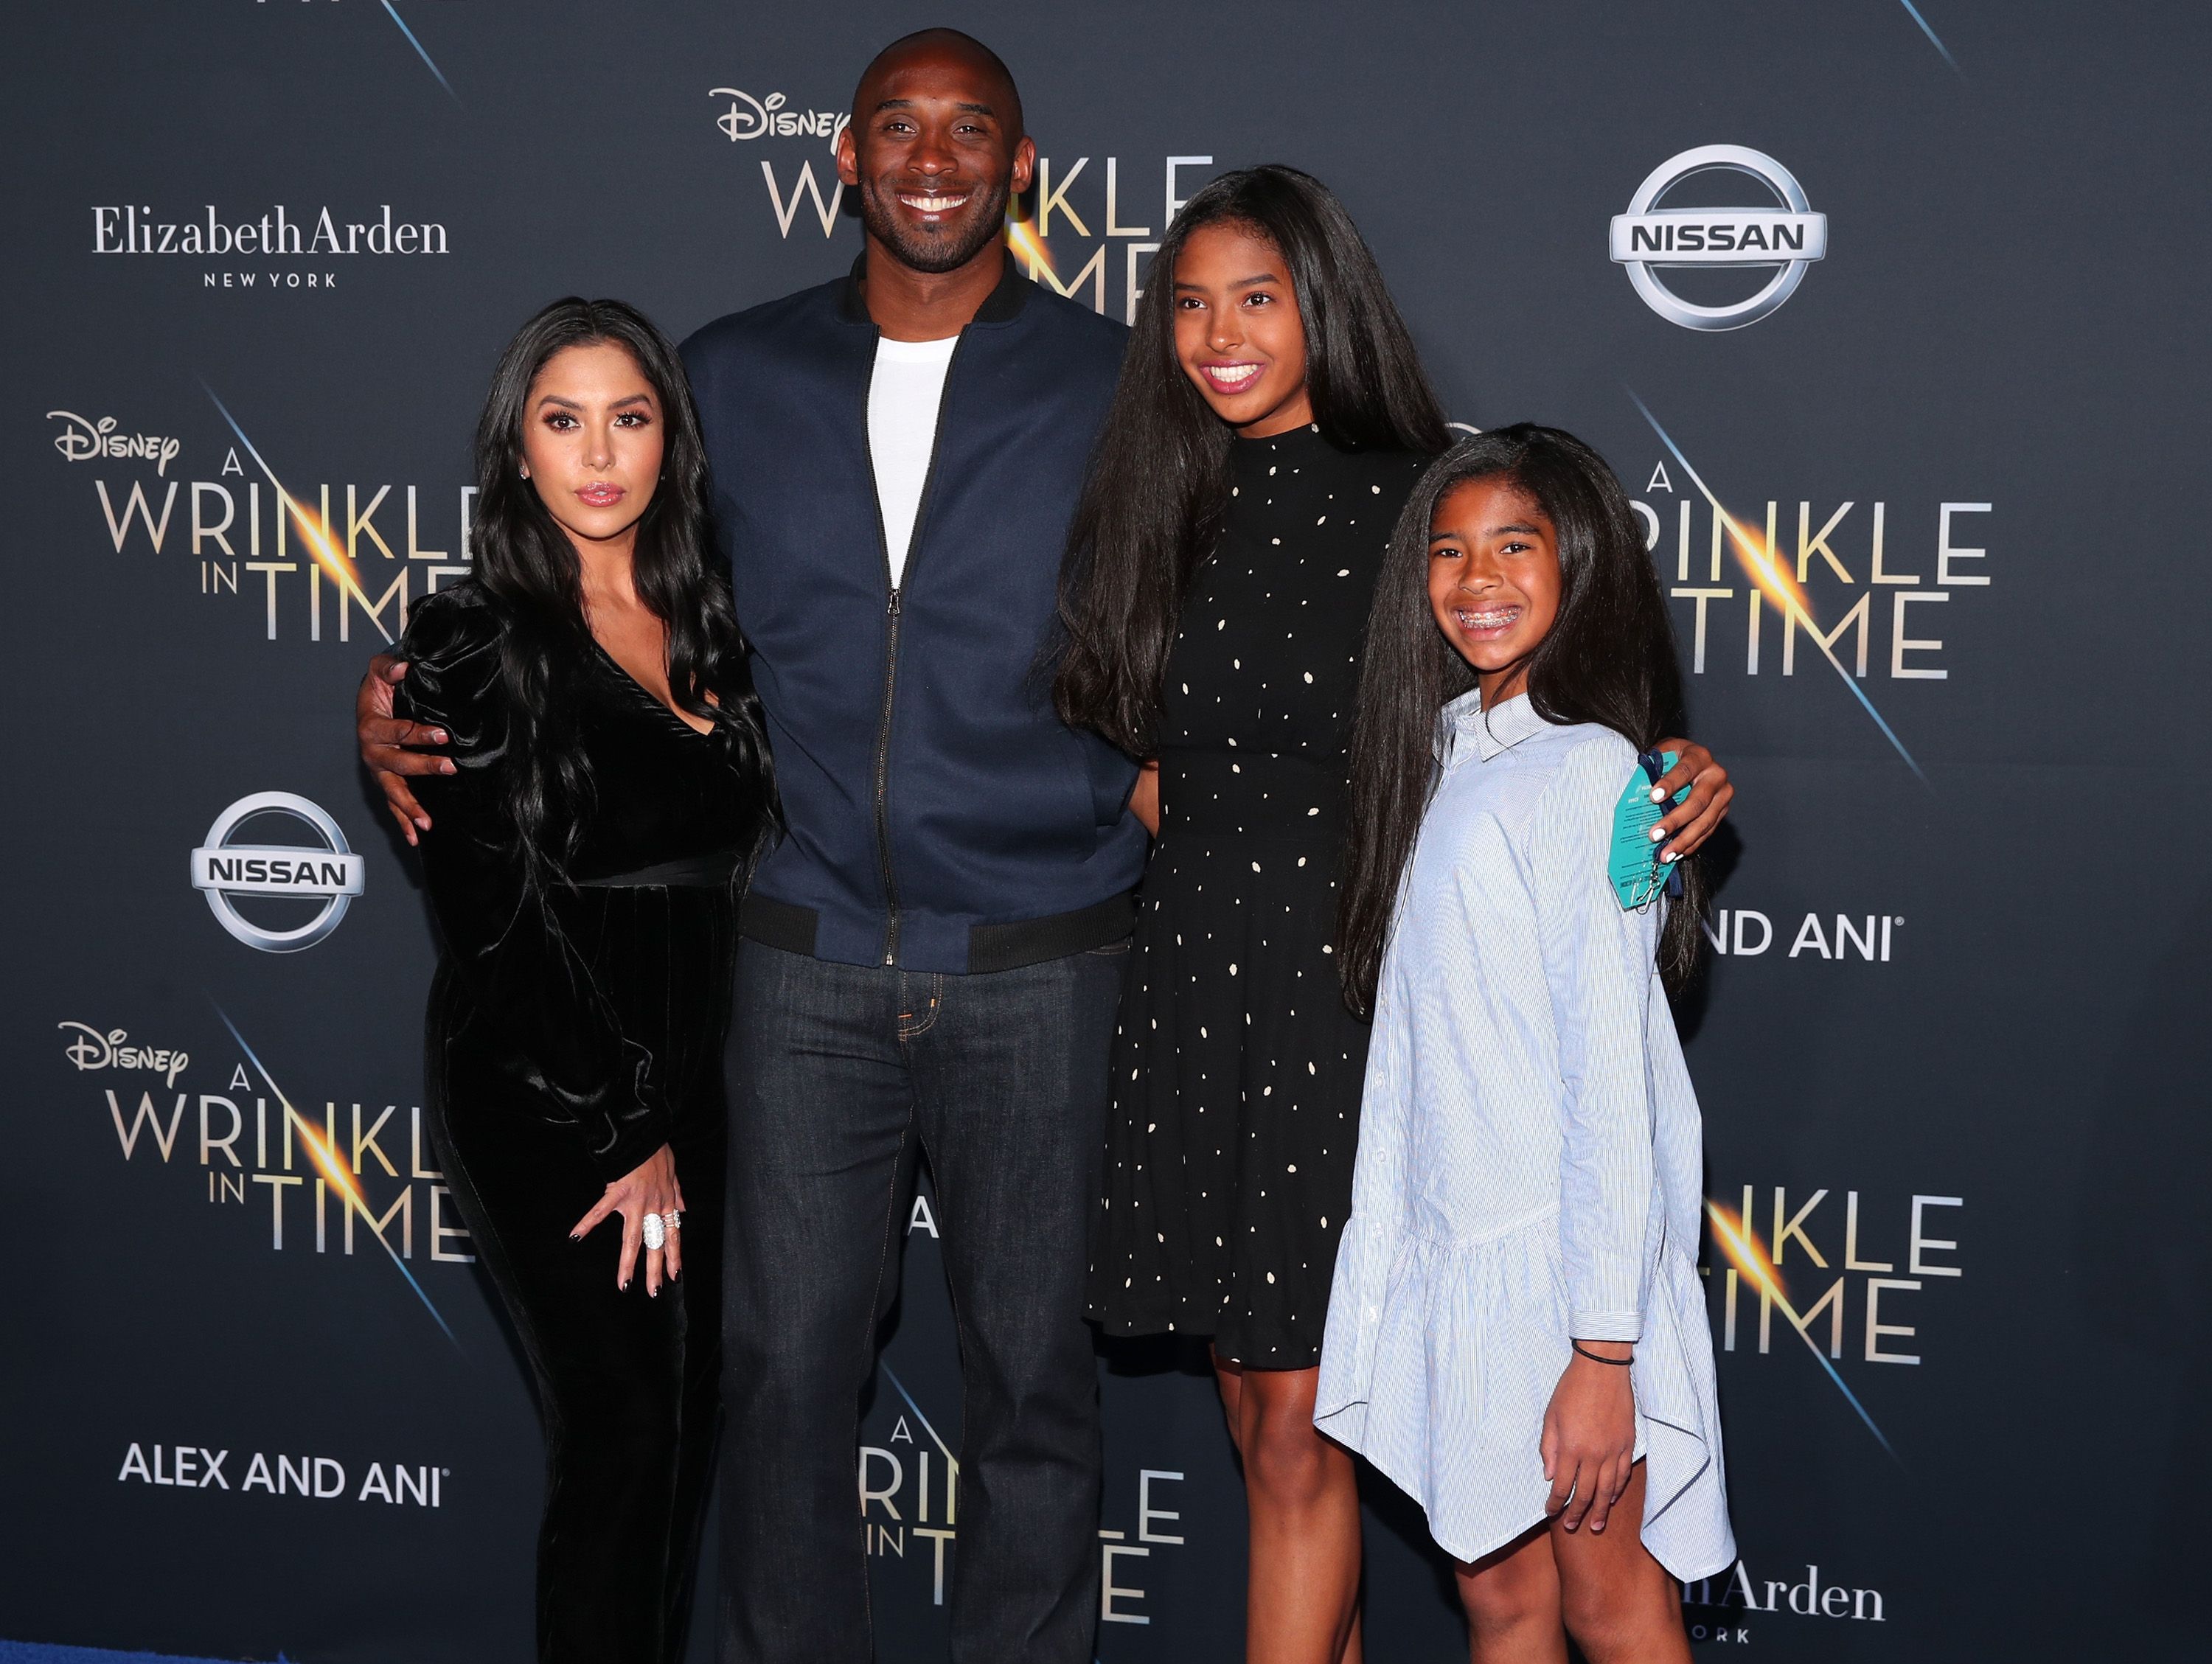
[1172,220,1315,438]
[518,341,664,549]
[1427,476,1562,703]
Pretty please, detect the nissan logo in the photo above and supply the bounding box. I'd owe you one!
[190,791,365,953]
[1610,145,1828,331]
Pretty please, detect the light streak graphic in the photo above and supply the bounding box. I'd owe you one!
[1895,1,1963,74]
[1004,217,1057,285]
[1627,388,1927,784]
[877,1361,960,1478]
[201,383,396,645]
[381,1,460,103]
[214,1003,459,1346]
[1705,1202,1900,1463]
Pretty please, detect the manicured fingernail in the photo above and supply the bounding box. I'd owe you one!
[441,760,457,773]
[1661,849,1679,863]
[1649,825,1666,843]
[1649,785,1666,803]
[417,816,431,829]
[429,730,448,742]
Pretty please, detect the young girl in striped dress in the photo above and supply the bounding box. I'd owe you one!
[1317,425,1732,1661]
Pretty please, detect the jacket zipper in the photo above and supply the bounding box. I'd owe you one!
[861,325,967,968]
[869,588,903,965]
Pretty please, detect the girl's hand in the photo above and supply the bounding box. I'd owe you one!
[570,1143,686,1295]
[1540,1343,1636,1535]
[1128,760,1161,836]
[1649,740,1731,861]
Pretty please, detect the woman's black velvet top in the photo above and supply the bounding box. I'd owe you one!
[395,584,773,1177]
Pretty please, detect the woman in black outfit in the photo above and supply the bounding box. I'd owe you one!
[393,298,773,1664]
[1057,169,1732,1663]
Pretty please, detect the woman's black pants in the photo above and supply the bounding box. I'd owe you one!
[429,1036,725,1664]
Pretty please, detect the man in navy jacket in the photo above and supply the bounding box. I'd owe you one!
[678,31,1141,1664]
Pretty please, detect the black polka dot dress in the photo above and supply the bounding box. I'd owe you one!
[1089,425,1430,1368]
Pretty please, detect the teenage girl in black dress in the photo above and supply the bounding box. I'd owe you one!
[1057,169,1732,1663]
[393,299,774,1664]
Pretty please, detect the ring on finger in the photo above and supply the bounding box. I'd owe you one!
[661,1210,682,1233]
[641,1212,667,1252]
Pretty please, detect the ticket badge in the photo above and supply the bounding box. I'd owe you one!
[1610,750,1687,911]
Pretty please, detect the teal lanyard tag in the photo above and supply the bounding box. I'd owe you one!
[1610,751,1685,911]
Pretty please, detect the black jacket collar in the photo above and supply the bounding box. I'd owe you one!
[837,246,1031,327]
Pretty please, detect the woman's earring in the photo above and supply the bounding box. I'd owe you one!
[520,463,531,478]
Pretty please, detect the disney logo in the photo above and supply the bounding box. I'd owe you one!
[60,1022,189,1086]
[709,88,848,152]
[47,411,181,476]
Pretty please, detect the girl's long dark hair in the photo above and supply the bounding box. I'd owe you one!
[467,296,771,880]
[1053,165,1450,754]
[1337,425,1705,1012]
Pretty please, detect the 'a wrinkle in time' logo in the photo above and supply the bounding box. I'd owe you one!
[1633,467,1990,690]
[92,1008,474,1343]
[707,81,1214,324]
[855,1197,1189,1625]
[48,397,472,646]
[1705,1184,1963,1462]
[1003,154,1217,327]
[1626,395,1991,782]
[858,1360,1190,1625]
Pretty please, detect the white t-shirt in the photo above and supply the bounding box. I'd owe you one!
[867,334,959,588]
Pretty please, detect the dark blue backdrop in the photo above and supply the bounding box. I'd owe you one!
[6,4,2208,1659]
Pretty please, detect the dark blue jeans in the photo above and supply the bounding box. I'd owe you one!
[718,940,1124,1664]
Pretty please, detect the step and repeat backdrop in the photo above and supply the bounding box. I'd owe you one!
[6,3,2207,1660]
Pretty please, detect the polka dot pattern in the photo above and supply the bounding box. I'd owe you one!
[1087,425,1430,1368]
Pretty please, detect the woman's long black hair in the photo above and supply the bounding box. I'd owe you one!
[466,296,771,880]
[1053,165,1450,755]
[1336,425,1705,1012]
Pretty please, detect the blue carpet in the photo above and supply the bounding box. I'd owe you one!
[0,1646,293,1664]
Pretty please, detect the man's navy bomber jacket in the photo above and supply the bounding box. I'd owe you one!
[681,255,1148,975]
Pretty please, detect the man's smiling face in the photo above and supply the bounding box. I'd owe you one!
[837,35,1034,277]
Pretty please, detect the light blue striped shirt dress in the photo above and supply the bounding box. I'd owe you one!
[1315,692,1733,1578]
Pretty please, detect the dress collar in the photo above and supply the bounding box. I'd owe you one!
[1230,421,1333,481]
[1446,689,1549,762]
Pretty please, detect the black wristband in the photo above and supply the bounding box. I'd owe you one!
[1571,1340,1634,1365]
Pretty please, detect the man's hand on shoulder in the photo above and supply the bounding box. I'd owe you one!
[358,653,453,846]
